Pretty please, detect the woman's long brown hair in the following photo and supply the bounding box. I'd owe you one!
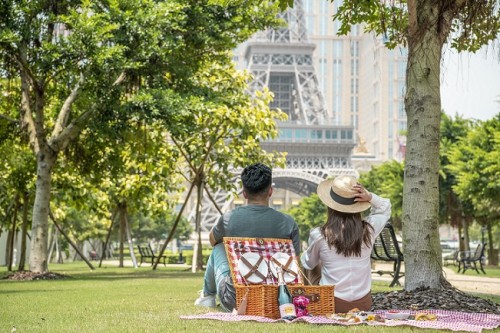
[321,207,374,257]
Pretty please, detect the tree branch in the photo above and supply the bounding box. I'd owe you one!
[52,73,85,138]
[0,113,18,123]
[12,51,41,93]
[113,72,126,86]
[20,71,39,153]
[203,185,223,215]
[170,136,197,174]
[49,108,94,152]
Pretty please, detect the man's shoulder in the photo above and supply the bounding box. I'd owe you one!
[278,211,297,224]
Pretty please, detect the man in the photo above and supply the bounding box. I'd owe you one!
[194,163,300,311]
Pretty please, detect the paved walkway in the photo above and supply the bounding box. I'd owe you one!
[372,262,500,296]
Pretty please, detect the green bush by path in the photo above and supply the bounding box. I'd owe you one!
[0,263,498,333]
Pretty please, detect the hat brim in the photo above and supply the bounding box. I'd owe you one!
[317,179,371,213]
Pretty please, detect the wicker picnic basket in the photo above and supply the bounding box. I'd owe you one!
[224,237,335,319]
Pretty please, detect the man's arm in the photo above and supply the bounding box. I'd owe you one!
[209,229,217,246]
[210,212,229,247]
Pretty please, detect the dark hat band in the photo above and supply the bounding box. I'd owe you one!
[330,188,356,205]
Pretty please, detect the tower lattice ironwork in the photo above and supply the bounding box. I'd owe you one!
[187,0,357,235]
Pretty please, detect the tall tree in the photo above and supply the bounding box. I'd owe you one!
[310,0,500,290]
[167,61,287,271]
[439,113,474,251]
[0,0,282,273]
[278,0,499,290]
[447,114,500,264]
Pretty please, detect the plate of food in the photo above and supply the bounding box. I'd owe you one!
[326,312,358,322]
[327,309,383,323]
[415,312,438,321]
[385,310,411,320]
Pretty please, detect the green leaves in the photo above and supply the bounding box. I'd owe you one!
[284,194,326,243]
[446,114,500,219]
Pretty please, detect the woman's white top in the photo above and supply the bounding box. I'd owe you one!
[300,193,391,302]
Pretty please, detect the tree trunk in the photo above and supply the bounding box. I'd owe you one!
[48,226,57,263]
[461,214,470,251]
[99,209,117,268]
[119,203,126,268]
[402,1,452,290]
[29,146,57,273]
[18,191,30,271]
[196,184,204,271]
[8,194,20,271]
[192,181,204,273]
[487,224,497,265]
[123,207,138,268]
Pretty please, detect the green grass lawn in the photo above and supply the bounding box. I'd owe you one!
[1,263,498,333]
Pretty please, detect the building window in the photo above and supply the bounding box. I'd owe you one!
[295,128,308,140]
[311,130,323,140]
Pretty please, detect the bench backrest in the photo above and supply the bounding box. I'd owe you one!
[371,223,404,261]
[138,245,154,257]
[471,243,486,260]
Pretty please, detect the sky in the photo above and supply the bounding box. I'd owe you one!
[440,45,500,121]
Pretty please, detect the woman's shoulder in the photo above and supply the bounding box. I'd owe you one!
[308,227,323,241]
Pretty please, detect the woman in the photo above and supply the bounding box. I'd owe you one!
[301,175,391,313]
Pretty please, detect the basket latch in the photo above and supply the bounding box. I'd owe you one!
[292,287,320,302]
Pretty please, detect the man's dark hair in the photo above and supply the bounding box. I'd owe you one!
[241,163,272,195]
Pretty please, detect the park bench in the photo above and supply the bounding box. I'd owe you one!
[443,249,460,267]
[371,223,405,287]
[459,243,487,274]
[137,244,167,267]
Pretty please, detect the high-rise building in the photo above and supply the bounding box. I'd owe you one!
[184,0,409,245]
[234,0,408,167]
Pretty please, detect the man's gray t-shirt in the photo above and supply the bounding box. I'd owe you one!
[211,205,300,311]
[212,205,300,256]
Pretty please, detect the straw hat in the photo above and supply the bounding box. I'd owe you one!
[317,175,371,213]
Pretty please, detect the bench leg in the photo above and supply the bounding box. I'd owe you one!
[389,260,402,287]
[473,262,479,274]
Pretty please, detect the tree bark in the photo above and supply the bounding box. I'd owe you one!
[124,208,138,268]
[18,192,30,271]
[192,180,204,273]
[487,224,497,265]
[29,146,57,273]
[196,183,205,272]
[8,194,20,271]
[119,203,126,268]
[99,209,117,268]
[402,1,453,290]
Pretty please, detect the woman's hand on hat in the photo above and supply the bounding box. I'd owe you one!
[352,183,372,202]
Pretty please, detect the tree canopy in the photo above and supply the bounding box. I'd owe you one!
[0,0,284,272]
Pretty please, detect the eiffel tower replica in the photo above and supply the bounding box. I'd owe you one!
[188,0,357,235]
[246,0,357,196]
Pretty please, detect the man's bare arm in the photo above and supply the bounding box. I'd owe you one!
[209,230,217,246]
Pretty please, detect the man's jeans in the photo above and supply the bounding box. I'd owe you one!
[202,243,236,311]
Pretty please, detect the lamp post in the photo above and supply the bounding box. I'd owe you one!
[481,226,486,245]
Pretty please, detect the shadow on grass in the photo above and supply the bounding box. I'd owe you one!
[1,265,204,282]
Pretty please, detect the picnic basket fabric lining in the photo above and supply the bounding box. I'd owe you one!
[223,237,335,319]
[224,237,301,285]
